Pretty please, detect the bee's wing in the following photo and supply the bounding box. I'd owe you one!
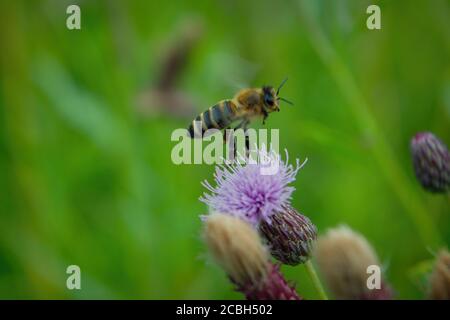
[226,80,248,92]
[223,55,260,90]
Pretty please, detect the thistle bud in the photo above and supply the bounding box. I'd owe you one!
[203,213,301,300]
[259,206,317,265]
[315,225,393,300]
[410,132,450,193]
[204,213,269,286]
[234,263,301,300]
[428,249,450,300]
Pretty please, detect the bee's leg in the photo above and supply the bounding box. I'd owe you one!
[244,133,250,157]
[227,119,250,160]
[233,119,249,131]
[223,116,248,142]
[244,121,252,157]
[262,110,268,125]
[224,126,236,162]
[222,126,231,143]
[233,119,250,158]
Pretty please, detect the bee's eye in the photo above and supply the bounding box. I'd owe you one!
[265,95,274,106]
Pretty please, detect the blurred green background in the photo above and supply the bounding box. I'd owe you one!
[0,0,449,299]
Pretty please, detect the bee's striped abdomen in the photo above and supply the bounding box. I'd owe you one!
[188,100,237,138]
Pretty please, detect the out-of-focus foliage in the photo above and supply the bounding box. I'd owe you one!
[0,0,448,299]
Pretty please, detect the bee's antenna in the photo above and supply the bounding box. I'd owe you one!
[278,97,294,105]
[276,77,289,95]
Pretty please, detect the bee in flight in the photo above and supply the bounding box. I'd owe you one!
[188,78,292,138]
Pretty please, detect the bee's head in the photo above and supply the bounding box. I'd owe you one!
[262,78,293,112]
[262,86,279,112]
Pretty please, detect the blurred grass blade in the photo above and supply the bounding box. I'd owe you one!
[32,57,125,152]
[297,0,442,247]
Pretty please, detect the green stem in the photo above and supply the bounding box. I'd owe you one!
[304,260,328,300]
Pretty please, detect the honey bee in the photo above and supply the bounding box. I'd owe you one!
[188,78,292,138]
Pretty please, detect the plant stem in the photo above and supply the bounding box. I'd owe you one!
[304,260,328,300]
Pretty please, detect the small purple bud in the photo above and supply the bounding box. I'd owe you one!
[410,132,450,193]
[259,206,317,265]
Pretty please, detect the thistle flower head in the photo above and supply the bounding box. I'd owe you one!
[410,132,450,193]
[200,147,305,226]
[428,249,450,300]
[315,225,393,300]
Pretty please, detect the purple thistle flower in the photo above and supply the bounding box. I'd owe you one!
[200,147,306,226]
